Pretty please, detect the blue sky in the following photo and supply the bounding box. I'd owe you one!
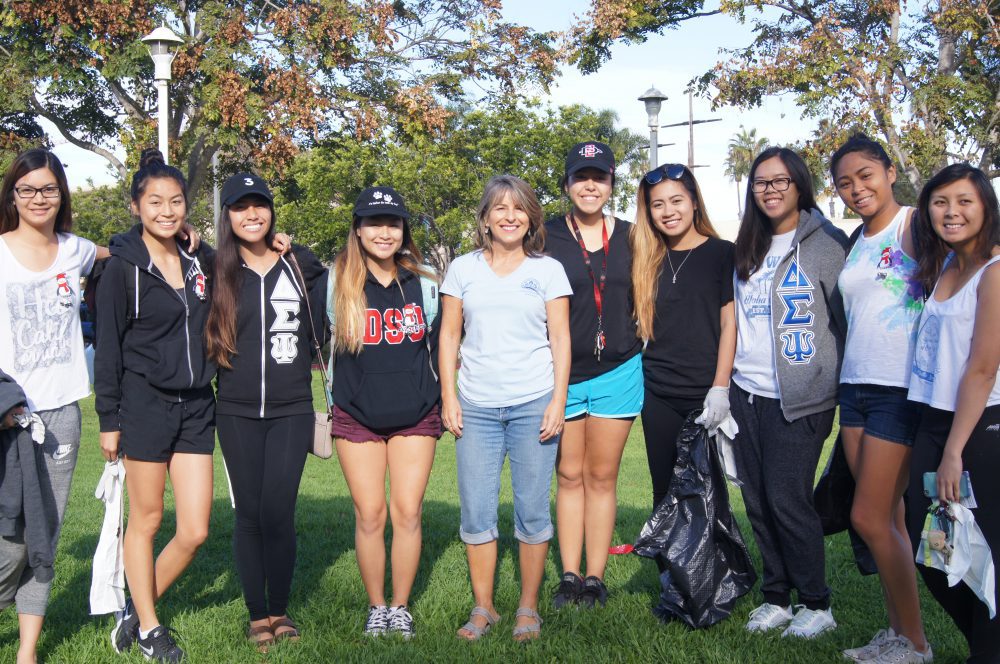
[52,1,823,239]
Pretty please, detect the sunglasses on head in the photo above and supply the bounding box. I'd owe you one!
[643,163,686,185]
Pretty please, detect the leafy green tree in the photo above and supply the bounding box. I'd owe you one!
[569,0,1000,189]
[723,126,768,218]
[276,102,646,269]
[0,1,559,199]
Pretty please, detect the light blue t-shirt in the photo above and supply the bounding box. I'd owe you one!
[441,250,572,408]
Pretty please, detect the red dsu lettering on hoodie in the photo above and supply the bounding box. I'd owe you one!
[363,306,426,345]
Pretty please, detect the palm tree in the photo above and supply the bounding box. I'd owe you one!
[724,127,769,218]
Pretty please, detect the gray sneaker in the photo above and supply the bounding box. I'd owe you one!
[843,628,896,661]
[870,636,933,663]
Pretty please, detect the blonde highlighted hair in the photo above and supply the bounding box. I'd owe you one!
[631,165,718,341]
[333,214,435,354]
[475,175,546,256]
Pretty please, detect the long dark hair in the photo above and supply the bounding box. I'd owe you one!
[914,163,1000,292]
[0,148,73,233]
[734,147,818,281]
[205,197,277,368]
[130,148,187,204]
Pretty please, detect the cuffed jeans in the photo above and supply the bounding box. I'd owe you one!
[456,392,559,545]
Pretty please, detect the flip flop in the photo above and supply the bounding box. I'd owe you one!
[458,606,500,640]
[512,607,542,642]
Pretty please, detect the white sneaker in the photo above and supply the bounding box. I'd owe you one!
[870,636,933,663]
[843,628,896,660]
[364,605,390,636]
[781,605,837,638]
[745,602,794,632]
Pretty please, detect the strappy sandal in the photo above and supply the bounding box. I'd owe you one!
[457,606,500,641]
[512,607,542,642]
[246,624,275,653]
[270,617,300,642]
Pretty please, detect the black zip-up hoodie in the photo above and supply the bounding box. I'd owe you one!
[94,224,216,432]
[333,267,440,431]
[216,245,328,418]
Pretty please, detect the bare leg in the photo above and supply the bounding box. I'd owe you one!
[457,541,498,639]
[335,438,389,607]
[386,435,436,607]
[152,453,213,599]
[515,541,549,640]
[555,417,586,575]
[122,457,168,633]
[850,432,927,651]
[16,613,42,664]
[581,417,633,579]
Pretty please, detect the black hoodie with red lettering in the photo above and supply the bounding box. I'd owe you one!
[94,223,216,432]
[332,267,439,431]
[215,245,328,418]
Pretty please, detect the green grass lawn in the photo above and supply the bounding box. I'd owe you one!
[1,377,967,663]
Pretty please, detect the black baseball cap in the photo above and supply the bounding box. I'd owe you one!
[221,172,273,207]
[565,141,616,178]
[353,186,411,220]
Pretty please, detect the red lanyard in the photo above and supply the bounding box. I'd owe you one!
[568,214,610,360]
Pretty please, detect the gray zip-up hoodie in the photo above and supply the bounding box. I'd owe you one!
[767,208,850,421]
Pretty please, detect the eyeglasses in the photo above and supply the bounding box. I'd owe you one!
[14,185,61,200]
[751,177,792,193]
[643,163,686,185]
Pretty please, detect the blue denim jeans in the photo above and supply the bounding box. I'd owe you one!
[456,392,559,545]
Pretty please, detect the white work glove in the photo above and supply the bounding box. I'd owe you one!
[697,386,730,434]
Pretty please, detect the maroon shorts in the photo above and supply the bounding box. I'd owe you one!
[331,404,442,443]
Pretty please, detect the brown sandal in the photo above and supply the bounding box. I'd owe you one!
[270,617,300,642]
[246,624,275,653]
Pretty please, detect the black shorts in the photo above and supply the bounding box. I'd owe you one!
[120,372,216,462]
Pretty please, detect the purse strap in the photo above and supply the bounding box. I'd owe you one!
[287,252,332,411]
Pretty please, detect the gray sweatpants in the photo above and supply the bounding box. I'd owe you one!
[730,384,833,610]
[0,403,80,616]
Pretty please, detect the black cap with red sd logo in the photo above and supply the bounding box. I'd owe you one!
[565,141,616,178]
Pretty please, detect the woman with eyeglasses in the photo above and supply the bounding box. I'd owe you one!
[630,163,735,511]
[0,149,106,664]
[544,142,643,609]
[730,147,849,639]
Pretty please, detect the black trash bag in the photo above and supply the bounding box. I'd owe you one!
[633,413,757,628]
[813,433,878,576]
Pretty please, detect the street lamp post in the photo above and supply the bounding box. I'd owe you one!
[638,86,668,171]
[141,26,185,165]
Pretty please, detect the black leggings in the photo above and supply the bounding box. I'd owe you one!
[907,404,1000,664]
[217,413,312,620]
[641,390,702,510]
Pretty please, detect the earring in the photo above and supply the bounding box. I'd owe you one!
[484,227,490,234]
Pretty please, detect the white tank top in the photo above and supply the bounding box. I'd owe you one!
[908,255,1000,412]
[839,206,923,387]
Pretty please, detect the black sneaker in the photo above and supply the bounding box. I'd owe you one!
[578,576,608,608]
[136,625,184,662]
[553,571,583,609]
[111,597,139,653]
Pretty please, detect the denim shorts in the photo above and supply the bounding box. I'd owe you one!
[565,353,644,420]
[838,383,921,446]
[455,391,559,545]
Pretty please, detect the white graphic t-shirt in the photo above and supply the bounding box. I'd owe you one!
[732,230,795,398]
[0,233,97,411]
[441,250,572,408]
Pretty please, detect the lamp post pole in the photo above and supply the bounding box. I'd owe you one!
[638,86,668,171]
[142,26,185,165]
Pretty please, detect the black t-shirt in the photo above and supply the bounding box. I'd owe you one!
[643,236,735,400]
[544,215,643,384]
